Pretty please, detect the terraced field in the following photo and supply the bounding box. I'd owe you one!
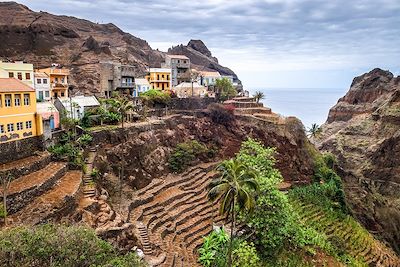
[291,200,400,267]
[129,163,225,266]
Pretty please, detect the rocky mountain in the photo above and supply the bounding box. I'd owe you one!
[318,68,400,254]
[0,2,240,95]
[168,40,242,86]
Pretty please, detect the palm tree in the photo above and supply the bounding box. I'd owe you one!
[208,159,259,267]
[307,123,322,139]
[115,97,134,128]
[254,91,265,103]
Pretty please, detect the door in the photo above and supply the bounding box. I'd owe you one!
[49,116,55,130]
[38,91,44,100]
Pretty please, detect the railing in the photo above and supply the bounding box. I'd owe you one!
[51,83,67,88]
[120,82,135,87]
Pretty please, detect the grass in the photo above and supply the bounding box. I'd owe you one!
[86,124,119,132]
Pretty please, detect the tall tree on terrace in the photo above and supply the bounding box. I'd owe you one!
[208,159,259,267]
[253,91,265,103]
[307,123,322,139]
[115,97,134,128]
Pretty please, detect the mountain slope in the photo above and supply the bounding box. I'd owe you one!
[318,68,400,254]
[0,2,240,95]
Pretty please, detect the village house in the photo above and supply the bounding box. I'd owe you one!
[34,72,51,101]
[38,66,70,99]
[198,71,221,87]
[0,61,34,87]
[54,95,100,120]
[99,62,136,98]
[133,78,150,97]
[146,68,171,91]
[162,55,190,87]
[0,78,43,143]
[36,101,60,130]
[173,82,208,98]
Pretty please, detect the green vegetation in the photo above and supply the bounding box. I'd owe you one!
[215,78,237,101]
[208,159,259,265]
[198,229,261,267]
[253,91,265,103]
[199,138,378,266]
[307,123,322,139]
[140,89,171,106]
[168,140,214,172]
[0,224,145,267]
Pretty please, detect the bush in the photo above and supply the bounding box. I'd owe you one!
[77,133,93,148]
[0,225,145,267]
[0,203,6,219]
[215,77,237,101]
[207,103,235,126]
[140,89,171,106]
[168,140,212,172]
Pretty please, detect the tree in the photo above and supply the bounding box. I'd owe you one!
[215,78,237,101]
[253,91,265,103]
[0,172,12,225]
[307,123,322,139]
[208,159,259,267]
[114,97,134,128]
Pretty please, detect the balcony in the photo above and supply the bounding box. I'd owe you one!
[119,82,135,88]
[48,69,70,75]
[51,83,68,89]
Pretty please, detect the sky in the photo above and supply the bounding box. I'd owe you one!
[16,0,400,90]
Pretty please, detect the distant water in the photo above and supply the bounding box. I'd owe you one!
[253,88,348,129]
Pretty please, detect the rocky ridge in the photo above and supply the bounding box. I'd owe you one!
[0,2,240,95]
[318,68,400,254]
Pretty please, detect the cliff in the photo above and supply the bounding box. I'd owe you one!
[0,2,241,95]
[318,68,400,254]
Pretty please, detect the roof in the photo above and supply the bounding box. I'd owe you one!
[174,82,207,89]
[0,61,34,71]
[34,72,49,78]
[36,102,58,114]
[38,67,70,76]
[200,71,221,77]
[166,54,189,60]
[60,95,100,108]
[149,68,171,73]
[0,78,35,93]
[135,78,150,86]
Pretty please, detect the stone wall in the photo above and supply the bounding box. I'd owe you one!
[168,97,217,110]
[0,136,44,164]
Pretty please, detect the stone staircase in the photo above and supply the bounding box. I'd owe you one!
[83,147,97,198]
[129,163,226,266]
[291,200,400,267]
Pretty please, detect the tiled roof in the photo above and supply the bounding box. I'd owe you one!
[0,78,35,92]
[166,54,189,60]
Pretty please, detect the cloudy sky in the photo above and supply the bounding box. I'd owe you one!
[18,0,400,89]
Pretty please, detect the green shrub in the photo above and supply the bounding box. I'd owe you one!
[77,133,93,148]
[168,140,211,172]
[232,240,261,267]
[140,89,171,106]
[0,203,6,219]
[0,224,145,267]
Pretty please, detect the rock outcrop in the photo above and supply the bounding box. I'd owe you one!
[318,68,400,254]
[0,2,240,95]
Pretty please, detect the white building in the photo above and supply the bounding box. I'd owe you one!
[133,78,150,97]
[55,95,100,120]
[173,82,208,98]
[0,61,34,87]
[34,72,51,101]
[198,71,221,87]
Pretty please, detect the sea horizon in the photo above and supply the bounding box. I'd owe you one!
[248,87,348,129]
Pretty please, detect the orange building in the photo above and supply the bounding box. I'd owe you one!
[38,67,70,98]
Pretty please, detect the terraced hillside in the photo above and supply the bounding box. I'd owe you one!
[290,199,400,266]
[129,163,225,266]
[0,153,83,225]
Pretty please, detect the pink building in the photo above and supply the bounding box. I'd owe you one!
[36,102,60,129]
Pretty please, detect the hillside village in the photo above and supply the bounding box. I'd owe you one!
[1,2,400,267]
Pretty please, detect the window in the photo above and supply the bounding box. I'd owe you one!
[45,91,50,98]
[61,77,65,83]
[26,121,32,129]
[37,78,41,84]
[25,73,30,80]
[14,94,21,106]
[178,60,180,63]
[0,95,2,108]
[9,72,14,78]
[43,79,48,84]
[55,77,58,83]
[17,72,22,80]
[16,122,23,131]
[0,125,4,134]
[5,94,11,107]
[38,91,44,100]
[24,94,30,105]
[61,92,65,97]
[7,123,14,132]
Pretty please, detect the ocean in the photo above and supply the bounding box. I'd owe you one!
[253,88,348,129]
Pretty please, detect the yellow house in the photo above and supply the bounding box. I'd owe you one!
[0,78,43,143]
[0,61,34,88]
[38,67,70,98]
[146,68,171,91]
